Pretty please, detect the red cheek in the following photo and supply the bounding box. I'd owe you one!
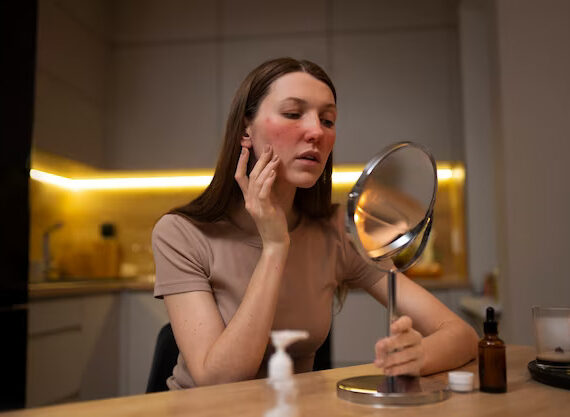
[263,118,297,145]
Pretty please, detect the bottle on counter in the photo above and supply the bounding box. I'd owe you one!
[92,222,120,278]
[478,306,507,393]
[265,330,309,417]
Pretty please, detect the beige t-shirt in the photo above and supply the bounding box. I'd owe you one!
[152,208,386,389]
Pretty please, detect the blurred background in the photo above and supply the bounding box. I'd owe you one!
[2,0,569,411]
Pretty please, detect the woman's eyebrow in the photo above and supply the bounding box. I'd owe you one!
[281,97,337,110]
[281,97,306,105]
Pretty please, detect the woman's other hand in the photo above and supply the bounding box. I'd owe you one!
[374,316,425,376]
[235,145,289,247]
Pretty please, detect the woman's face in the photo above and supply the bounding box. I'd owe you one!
[243,71,337,189]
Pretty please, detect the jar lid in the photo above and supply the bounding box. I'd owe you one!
[448,371,474,392]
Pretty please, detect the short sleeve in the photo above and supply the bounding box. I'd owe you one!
[152,214,213,298]
[334,209,388,289]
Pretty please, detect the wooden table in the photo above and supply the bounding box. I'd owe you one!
[3,346,568,416]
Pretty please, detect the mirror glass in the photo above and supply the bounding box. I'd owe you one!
[347,142,437,266]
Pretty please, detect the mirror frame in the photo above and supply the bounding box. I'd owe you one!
[346,141,438,271]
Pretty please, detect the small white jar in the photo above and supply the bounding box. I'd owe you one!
[448,371,474,393]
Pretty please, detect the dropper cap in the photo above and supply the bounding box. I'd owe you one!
[484,306,498,334]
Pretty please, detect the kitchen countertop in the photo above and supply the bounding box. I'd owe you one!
[28,274,469,300]
[3,345,568,417]
[28,276,155,299]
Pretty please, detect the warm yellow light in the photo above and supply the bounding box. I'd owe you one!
[30,169,74,189]
[72,175,213,190]
[452,167,465,180]
[331,170,361,185]
[30,169,365,190]
[437,168,453,180]
[30,170,214,191]
[30,164,464,191]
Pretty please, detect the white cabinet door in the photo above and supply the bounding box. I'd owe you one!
[27,294,122,406]
[79,294,121,401]
[27,291,169,405]
[27,298,84,407]
[119,291,169,396]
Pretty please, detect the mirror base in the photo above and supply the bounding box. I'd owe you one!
[337,375,450,406]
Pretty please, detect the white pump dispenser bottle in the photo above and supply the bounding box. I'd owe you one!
[265,330,309,417]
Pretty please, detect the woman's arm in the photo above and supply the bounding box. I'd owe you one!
[165,145,289,386]
[367,273,478,376]
[165,242,288,386]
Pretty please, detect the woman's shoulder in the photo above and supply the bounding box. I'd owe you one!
[153,213,203,237]
[152,213,216,249]
[153,213,241,246]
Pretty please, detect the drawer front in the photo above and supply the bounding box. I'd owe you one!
[28,298,83,336]
[26,328,84,406]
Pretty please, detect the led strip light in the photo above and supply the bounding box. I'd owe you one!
[30,167,460,191]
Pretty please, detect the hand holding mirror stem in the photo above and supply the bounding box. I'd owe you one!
[337,142,449,406]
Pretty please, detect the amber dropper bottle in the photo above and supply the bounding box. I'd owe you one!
[478,307,507,393]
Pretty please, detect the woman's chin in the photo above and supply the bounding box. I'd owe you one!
[287,173,321,189]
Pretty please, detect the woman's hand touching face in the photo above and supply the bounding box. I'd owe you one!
[374,316,425,376]
[234,145,290,247]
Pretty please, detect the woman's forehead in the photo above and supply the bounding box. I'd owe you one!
[266,72,335,104]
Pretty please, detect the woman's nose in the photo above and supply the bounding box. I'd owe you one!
[303,113,324,142]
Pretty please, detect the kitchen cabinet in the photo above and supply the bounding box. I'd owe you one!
[78,295,121,401]
[26,287,169,407]
[27,298,85,406]
[27,294,121,407]
[26,294,120,407]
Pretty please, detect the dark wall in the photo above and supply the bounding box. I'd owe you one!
[0,0,37,410]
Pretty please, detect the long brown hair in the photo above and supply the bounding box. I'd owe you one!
[172,57,337,222]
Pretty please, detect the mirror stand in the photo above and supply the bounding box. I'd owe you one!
[337,142,449,406]
[337,269,450,406]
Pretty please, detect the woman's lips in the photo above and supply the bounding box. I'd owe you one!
[295,157,320,166]
[296,150,321,163]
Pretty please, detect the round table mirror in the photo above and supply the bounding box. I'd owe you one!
[337,141,450,406]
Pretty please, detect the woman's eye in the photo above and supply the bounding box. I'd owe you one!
[321,118,335,128]
[283,112,301,119]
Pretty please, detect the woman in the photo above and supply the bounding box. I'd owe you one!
[152,57,478,389]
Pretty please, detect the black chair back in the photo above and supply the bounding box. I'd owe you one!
[146,323,179,393]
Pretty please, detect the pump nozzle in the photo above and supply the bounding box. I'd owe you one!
[271,330,309,352]
[268,330,309,382]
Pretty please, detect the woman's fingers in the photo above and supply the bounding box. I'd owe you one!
[235,147,250,194]
[258,170,276,200]
[390,316,413,334]
[234,145,281,217]
[375,336,423,376]
[374,315,424,376]
[249,145,274,180]
[235,145,277,194]
[375,319,415,355]
[384,359,421,377]
[233,144,289,245]
[381,342,422,369]
[255,154,279,190]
